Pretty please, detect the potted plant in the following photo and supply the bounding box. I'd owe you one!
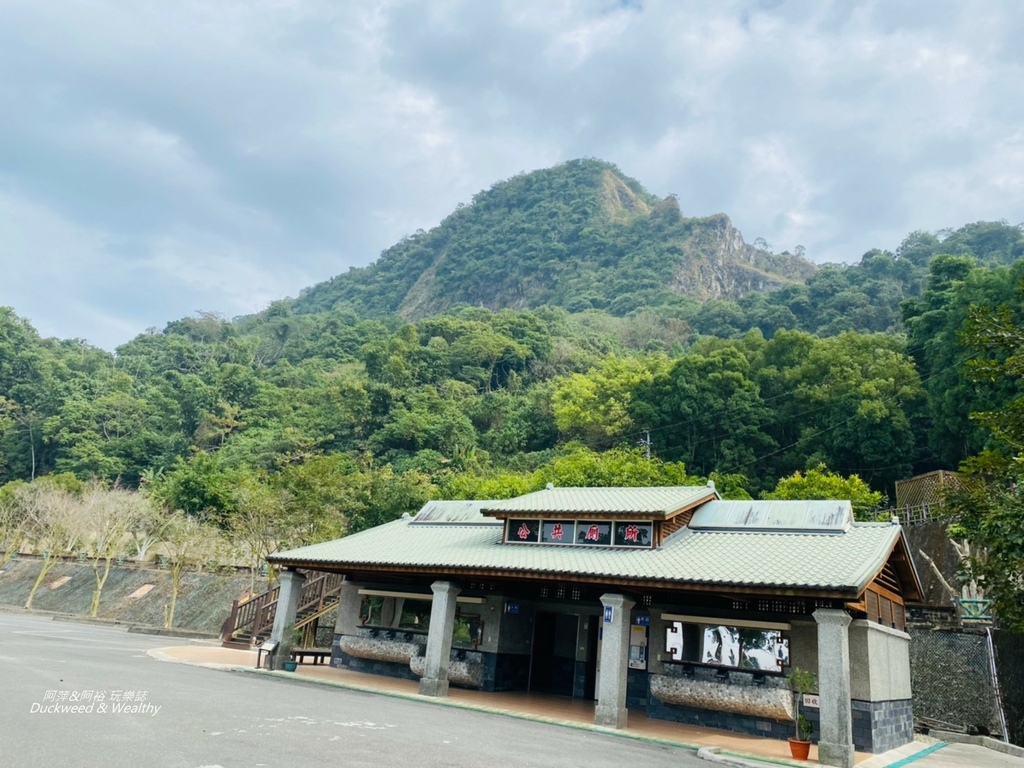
[277,624,301,672]
[787,667,817,760]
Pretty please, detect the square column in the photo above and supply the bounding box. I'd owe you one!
[270,568,306,670]
[814,608,854,768]
[595,593,635,729]
[419,580,461,697]
[333,578,363,636]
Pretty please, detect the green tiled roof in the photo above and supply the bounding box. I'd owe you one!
[481,486,716,518]
[270,516,904,595]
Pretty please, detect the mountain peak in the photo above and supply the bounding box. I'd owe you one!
[292,159,815,319]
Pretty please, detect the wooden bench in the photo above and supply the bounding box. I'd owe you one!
[292,648,331,665]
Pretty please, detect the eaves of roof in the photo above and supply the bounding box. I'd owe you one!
[270,518,903,598]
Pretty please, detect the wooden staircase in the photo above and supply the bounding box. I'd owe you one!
[221,571,344,649]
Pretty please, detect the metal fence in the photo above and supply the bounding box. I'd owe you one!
[993,629,1024,745]
[909,627,1000,734]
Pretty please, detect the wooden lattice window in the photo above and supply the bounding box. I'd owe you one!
[892,602,906,631]
[866,590,879,622]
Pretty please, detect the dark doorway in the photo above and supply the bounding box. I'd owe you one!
[582,615,598,699]
[529,611,579,696]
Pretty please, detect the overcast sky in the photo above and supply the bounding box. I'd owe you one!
[1,1,1022,350]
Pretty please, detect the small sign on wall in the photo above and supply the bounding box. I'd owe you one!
[604,605,614,624]
[803,694,820,709]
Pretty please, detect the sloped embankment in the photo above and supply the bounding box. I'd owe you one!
[0,557,253,634]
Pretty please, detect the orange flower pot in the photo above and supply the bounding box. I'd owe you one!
[788,738,811,760]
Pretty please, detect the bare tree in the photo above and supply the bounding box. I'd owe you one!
[81,485,152,617]
[228,479,287,594]
[128,501,165,562]
[22,485,86,609]
[160,512,220,628]
[0,493,30,569]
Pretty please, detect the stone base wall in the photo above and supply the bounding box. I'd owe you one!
[852,699,914,753]
[483,652,530,692]
[410,651,484,688]
[650,669,792,719]
[573,661,589,699]
[647,697,795,742]
[646,666,795,742]
[332,639,421,682]
[331,633,532,693]
[627,669,649,708]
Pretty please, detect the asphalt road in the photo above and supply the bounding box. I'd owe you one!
[0,612,703,768]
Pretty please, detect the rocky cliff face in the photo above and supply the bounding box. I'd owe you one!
[671,213,814,300]
[292,159,817,319]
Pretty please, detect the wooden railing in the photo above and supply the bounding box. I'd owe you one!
[221,571,344,647]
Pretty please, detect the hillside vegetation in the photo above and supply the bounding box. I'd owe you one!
[292,159,816,319]
[2,158,1024,624]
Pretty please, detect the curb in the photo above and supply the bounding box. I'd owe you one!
[128,626,220,641]
[697,746,807,767]
[929,730,1024,759]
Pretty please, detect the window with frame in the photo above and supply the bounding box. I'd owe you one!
[665,619,790,674]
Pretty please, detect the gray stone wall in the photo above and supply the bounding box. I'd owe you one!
[0,558,252,633]
[331,631,531,692]
[849,620,912,702]
[626,668,649,708]
[332,634,421,681]
[650,669,792,720]
[483,652,530,692]
[852,699,914,753]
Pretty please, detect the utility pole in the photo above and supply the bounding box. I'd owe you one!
[638,429,651,460]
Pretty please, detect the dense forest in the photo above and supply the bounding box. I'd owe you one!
[291,159,816,319]
[2,159,1024,621]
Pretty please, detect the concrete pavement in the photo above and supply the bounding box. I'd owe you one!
[153,643,1019,767]
[4,610,1020,767]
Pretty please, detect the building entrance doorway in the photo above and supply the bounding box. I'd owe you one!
[529,611,598,698]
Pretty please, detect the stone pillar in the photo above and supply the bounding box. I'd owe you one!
[419,580,461,697]
[814,609,855,768]
[333,579,362,636]
[595,593,635,729]
[270,568,306,669]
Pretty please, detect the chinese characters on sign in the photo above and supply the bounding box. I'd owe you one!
[507,519,651,548]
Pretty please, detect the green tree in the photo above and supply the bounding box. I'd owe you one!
[342,463,433,535]
[149,452,235,524]
[552,355,669,448]
[632,343,775,479]
[942,297,1024,629]
[538,444,701,488]
[761,464,883,520]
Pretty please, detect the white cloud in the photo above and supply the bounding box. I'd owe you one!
[0,0,1022,349]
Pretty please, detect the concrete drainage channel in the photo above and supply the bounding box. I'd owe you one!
[696,746,817,767]
[698,737,1024,768]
